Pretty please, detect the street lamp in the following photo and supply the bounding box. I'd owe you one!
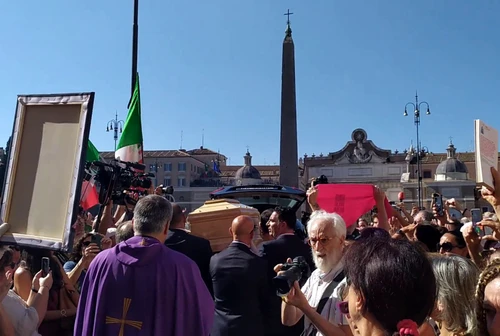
[404,92,431,209]
[152,159,163,173]
[106,112,124,150]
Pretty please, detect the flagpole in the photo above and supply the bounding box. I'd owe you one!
[131,0,139,97]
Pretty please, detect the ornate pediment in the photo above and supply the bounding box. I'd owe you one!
[329,129,391,164]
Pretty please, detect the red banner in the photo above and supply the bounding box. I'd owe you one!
[316,184,392,227]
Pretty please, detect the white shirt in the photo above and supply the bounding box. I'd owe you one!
[301,262,347,336]
[1,290,40,336]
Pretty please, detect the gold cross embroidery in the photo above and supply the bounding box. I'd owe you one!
[105,298,143,336]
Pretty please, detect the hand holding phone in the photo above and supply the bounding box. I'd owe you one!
[91,233,102,250]
[432,193,444,217]
[471,208,483,237]
[41,257,50,277]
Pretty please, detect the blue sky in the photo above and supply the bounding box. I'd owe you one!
[1,0,499,165]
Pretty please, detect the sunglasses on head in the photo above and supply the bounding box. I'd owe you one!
[338,301,349,315]
[436,242,457,253]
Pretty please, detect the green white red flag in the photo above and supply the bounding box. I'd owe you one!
[80,140,100,210]
[115,72,144,164]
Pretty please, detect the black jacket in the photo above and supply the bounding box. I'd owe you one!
[165,228,213,295]
[210,242,270,336]
[259,234,315,336]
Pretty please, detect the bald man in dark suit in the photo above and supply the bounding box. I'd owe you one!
[210,215,270,336]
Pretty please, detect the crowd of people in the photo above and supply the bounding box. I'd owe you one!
[0,168,499,336]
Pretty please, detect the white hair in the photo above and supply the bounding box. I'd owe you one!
[307,210,346,239]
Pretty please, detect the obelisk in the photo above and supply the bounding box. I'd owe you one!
[279,10,299,188]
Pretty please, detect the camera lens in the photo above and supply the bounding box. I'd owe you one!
[272,265,303,296]
[273,275,294,296]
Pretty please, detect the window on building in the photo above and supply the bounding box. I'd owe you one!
[178,162,186,172]
[149,164,155,172]
[177,177,186,187]
[164,177,171,186]
[423,170,432,179]
[164,163,172,172]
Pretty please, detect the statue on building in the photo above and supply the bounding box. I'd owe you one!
[347,130,372,163]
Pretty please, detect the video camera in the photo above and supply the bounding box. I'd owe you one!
[272,256,310,296]
[158,185,174,195]
[85,159,153,206]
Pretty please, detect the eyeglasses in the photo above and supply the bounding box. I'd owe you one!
[437,242,458,253]
[338,301,349,315]
[307,237,333,246]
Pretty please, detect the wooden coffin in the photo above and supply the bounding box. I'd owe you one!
[187,199,262,252]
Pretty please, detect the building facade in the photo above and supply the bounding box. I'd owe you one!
[100,147,279,212]
[402,141,492,212]
[302,128,499,212]
[302,129,407,201]
[99,131,499,214]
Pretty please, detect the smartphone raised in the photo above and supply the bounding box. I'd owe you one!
[41,257,50,277]
[91,233,102,250]
[432,193,444,217]
[471,208,483,237]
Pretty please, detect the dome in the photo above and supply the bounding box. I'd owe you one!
[434,142,468,181]
[235,165,262,180]
[436,158,468,174]
[234,151,262,185]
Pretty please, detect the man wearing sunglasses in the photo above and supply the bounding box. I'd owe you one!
[277,210,351,336]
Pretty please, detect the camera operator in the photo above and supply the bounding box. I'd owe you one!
[275,210,351,336]
[88,159,160,235]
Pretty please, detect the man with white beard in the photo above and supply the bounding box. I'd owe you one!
[276,210,352,336]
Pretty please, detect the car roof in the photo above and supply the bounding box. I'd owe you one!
[209,184,306,212]
[210,184,306,197]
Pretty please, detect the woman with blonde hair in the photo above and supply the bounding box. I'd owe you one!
[475,258,500,336]
[428,254,479,336]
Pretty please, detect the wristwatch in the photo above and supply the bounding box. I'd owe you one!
[60,309,67,317]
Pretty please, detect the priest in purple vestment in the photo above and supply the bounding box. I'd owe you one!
[74,195,214,336]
